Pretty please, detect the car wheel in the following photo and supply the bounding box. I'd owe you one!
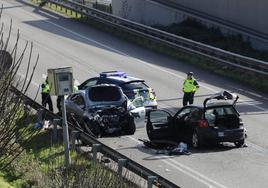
[67,113,82,129]
[234,139,245,148]
[84,120,101,138]
[125,119,136,135]
[146,123,154,140]
[192,131,202,148]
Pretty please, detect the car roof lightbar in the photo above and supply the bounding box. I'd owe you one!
[100,71,127,78]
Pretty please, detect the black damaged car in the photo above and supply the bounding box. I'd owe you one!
[146,91,246,148]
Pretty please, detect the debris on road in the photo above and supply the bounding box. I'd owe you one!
[139,139,191,155]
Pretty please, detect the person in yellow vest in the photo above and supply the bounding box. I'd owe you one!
[182,72,199,106]
[41,77,53,112]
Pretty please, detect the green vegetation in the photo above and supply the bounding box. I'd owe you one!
[0,174,13,188]
[155,19,268,62]
[1,115,138,187]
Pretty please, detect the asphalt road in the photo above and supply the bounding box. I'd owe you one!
[2,0,268,187]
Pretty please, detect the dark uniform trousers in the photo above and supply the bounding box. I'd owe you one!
[41,93,53,112]
[183,92,195,106]
[57,95,64,115]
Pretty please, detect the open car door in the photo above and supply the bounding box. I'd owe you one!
[146,110,172,140]
[129,97,146,127]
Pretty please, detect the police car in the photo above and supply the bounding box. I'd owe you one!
[78,71,157,111]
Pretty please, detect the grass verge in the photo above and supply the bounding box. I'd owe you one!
[1,113,138,187]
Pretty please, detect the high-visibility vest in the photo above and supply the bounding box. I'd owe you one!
[41,81,50,93]
[183,79,197,93]
[73,85,78,92]
[148,88,156,100]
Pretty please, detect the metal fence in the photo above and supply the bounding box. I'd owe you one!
[42,0,268,76]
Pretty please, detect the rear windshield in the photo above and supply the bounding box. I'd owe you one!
[89,87,121,101]
[121,81,148,90]
[206,106,237,116]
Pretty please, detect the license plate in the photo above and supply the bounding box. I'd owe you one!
[218,132,224,137]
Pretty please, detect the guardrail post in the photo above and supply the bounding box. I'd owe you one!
[92,144,101,164]
[117,159,127,177]
[71,130,79,151]
[147,176,157,188]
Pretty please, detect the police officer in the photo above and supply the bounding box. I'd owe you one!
[41,77,53,112]
[182,72,199,106]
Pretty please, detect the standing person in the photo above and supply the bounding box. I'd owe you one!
[56,95,63,115]
[41,77,53,112]
[182,72,199,106]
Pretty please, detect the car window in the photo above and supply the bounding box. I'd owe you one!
[89,86,122,101]
[97,78,111,84]
[70,94,85,107]
[75,96,85,106]
[69,94,78,102]
[150,110,170,124]
[121,82,148,90]
[224,107,236,115]
[176,108,192,119]
[82,78,98,88]
[189,108,202,121]
[209,106,236,116]
[205,109,216,125]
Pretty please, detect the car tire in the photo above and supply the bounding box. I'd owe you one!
[234,139,245,148]
[67,113,82,130]
[84,119,101,138]
[192,131,203,149]
[146,123,154,140]
[125,119,136,135]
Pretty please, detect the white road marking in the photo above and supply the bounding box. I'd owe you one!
[128,136,227,188]
[248,142,268,154]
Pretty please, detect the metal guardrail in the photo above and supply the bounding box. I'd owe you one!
[11,85,180,188]
[43,0,268,76]
[152,0,268,41]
